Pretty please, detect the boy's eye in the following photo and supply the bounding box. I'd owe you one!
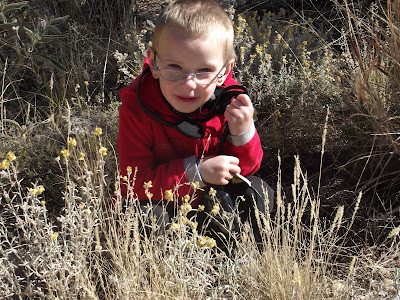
[198,68,212,73]
[168,64,181,69]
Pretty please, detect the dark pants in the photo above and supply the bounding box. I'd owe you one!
[135,176,274,254]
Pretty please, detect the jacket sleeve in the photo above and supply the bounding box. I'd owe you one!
[118,86,197,201]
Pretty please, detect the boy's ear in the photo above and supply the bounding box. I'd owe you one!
[216,59,234,86]
[147,47,160,79]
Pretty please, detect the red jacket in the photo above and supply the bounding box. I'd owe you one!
[118,59,263,205]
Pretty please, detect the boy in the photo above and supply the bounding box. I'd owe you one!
[118,0,273,246]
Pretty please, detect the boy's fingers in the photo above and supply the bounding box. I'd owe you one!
[234,94,252,107]
[227,156,240,165]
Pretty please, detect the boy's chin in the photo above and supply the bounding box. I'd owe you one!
[170,104,201,114]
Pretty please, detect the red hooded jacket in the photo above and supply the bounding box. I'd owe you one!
[118,59,263,205]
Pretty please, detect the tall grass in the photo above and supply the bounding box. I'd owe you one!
[2,113,398,299]
[333,0,400,205]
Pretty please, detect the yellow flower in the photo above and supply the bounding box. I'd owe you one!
[211,203,220,216]
[50,232,59,240]
[6,152,16,161]
[60,149,69,158]
[143,181,153,190]
[0,159,10,170]
[165,189,174,202]
[191,181,200,190]
[122,176,128,182]
[182,194,190,203]
[198,205,205,212]
[99,147,108,156]
[209,187,217,197]
[78,152,85,161]
[37,185,45,194]
[197,237,206,247]
[190,221,198,230]
[94,127,103,136]
[68,137,77,147]
[205,237,216,248]
[180,202,192,215]
[171,222,181,231]
[30,185,45,196]
[41,200,46,206]
[197,236,216,248]
[126,166,132,174]
[84,80,89,86]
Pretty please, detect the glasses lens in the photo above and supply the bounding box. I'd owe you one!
[196,73,218,84]
[160,69,183,82]
[159,68,219,84]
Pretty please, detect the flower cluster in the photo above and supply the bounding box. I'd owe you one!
[1,151,16,170]
[197,235,216,248]
[29,185,45,196]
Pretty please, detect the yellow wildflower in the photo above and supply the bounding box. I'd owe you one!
[84,80,89,86]
[41,200,46,207]
[171,222,181,231]
[0,159,10,170]
[99,147,108,156]
[182,194,190,203]
[60,149,69,158]
[68,138,77,147]
[30,185,45,196]
[197,237,206,247]
[190,221,198,230]
[143,181,153,190]
[205,237,216,248]
[6,152,16,161]
[94,127,103,136]
[208,187,217,197]
[198,205,205,212]
[211,203,220,216]
[37,185,45,195]
[50,232,59,240]
[191,181,200,190]
[197,236,216,248]
[180,202,192,215]
[122,176,128,182]
[165,189,174,202]
[78,152,85,161]
[126,166,132,174]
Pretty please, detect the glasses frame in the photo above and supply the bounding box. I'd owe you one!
[152,51,228,85]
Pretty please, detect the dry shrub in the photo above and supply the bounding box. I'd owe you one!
[332,0,400,209]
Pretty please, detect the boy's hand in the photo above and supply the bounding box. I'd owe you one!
[224,94,254,136]
[199,155,241,185]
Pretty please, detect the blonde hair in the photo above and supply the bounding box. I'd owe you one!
[152,0,236,61]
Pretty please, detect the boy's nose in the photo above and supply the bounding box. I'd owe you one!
[181,74,197,88]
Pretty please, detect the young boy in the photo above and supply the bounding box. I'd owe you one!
[118,0,273,245]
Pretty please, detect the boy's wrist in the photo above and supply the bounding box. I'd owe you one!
[227,121,256,146]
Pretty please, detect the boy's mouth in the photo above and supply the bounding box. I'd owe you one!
[176,95,198,102]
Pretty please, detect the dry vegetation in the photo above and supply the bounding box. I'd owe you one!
[1,0,400,299]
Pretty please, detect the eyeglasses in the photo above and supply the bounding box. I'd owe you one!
[153,52,227,85]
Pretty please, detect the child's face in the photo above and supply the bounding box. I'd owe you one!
[148,27,233,114]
